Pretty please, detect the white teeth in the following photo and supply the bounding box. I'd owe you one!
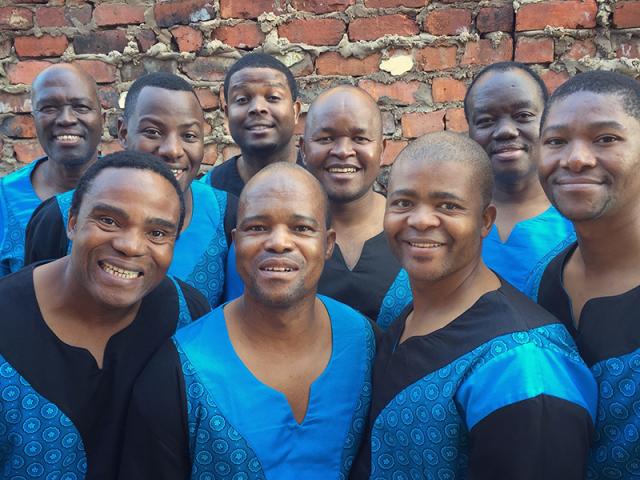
[56,135,80,142]
[264,267,293,272]
[409,242,443,248]
[328,167,358,173]
[171,168,183,178]
[100,261,141,279]
[249,125,271,130]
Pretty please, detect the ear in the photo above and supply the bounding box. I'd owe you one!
[324,228,336,260]
[117,117,128,149]
[67,209,77,241]
[293,100,302,123]
[480,204,497,238]
[220,88,228,116]
[379,138,388,166]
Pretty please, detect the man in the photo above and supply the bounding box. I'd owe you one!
[0,151,209,479]
[352,132,596,479]
[302,86,410,328]
[25,72,234,307]
[537,71,640,479]
[465,61,574,295]
[200,52,302,197]
[119,163,376,479]
[0,63,102,276]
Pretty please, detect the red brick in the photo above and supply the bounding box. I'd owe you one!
[564,39,597,60]
[357,79,421,105]
[432,77,466,103]
[74,30,128,55]
[0,7,33,30]
[516,1,597,31]
[171,26,203,53]
[97,86,119,109]
[35,6,67,28]
[515,37,554,63]
[0,92,32,113]
[94,3,145,26]
[477,6,514,33]
[13,142,44,164]
[424,8,472,36]
[278,18,345,46]
[99,140,123,156]
[0,115,37,138]
[349,15,419,42]
[154,0,214,27]
[213,22,264,48]
[136,30,157,52]
[65,5,92,25]
[15,35,68,58]
[195,88,219,110]
[365,0,426,6]
[445,108,468,132]
[462,37,513,65]
[219,0,279,19]
[540,69,569,93]
[6,60,51,85]
[381,140,408,166]
[182,56,236,81]
[73,60,117,84]
[289,53,315,77]
[614,2,640,28]
[292,0,354,13]
[415,46,457,72]
[616,38,640,58]
[316,52,382,76]
[401,111,446,138]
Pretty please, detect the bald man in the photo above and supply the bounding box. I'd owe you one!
[0,64,102,276]
[120,163,377,479]
[352,132,596,480]
[302,86,411,328]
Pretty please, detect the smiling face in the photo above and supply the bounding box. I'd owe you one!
[539,91,640,223]
[467,69,545,187]
[67,168,180,309]
[32,66,102,168]
[118,86,204,192]
[233,168,334,307]
[225,67,300,157]
[385,157,494,284]
[301,88,384,204]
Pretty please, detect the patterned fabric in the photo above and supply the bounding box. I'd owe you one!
[170,276,193,331]
[0,355,87,479]
[523,233,577,302]
[55,190,73,256]
[587,348,640,479]
[369,324,596,479]
[376,269,412,330]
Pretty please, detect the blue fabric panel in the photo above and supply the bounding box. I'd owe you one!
[223,242,244,302]
[376,269,412,330]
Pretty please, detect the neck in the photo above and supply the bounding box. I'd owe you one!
[238,141,298,183]
[493,173,548,206]
[330,189,384,229]
[36,156,97,198]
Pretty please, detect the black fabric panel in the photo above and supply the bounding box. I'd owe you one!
[538,242,640,367]
[224,192,239,244]
[24,196,69,265]
[118,340,191,480]
[317,232,402,321]
[468,394,593,480]
[208,155,244,197]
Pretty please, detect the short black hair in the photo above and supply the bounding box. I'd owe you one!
[70,150,186,235]
[123,72,198,121]
[541,70,640,128]
[464,61,549,120]
[223,52,298,102]
[392,131,494,209]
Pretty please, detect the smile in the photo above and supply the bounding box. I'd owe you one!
[261,266,295,272]
[55,134,82,144]
[327,167,359,174]
[170,168,187,180]
[408,241,444,248]
[99,261,142,279]
[247,125,274,131]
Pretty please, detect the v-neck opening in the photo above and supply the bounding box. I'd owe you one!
[333,231,386,272]
[492,205,555,245]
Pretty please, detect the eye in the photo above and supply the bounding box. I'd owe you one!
[234,96,248,105]
[38,106,58,115]
[595,135,620,144]
[267,95,281,102]
[142,127,161,138]
[353,136,370,144]
[148,230,168,241]
[439,202,461,211]
[184,132,199,141]
[73,105,92,114]
[98,216,117,227]
[475,117,494,128]
[543,137,566,147]
[315,136,333,144]
[293,225,314,233]
[391,199,412,209]
[247,225,267,232]
[514,111,536,122]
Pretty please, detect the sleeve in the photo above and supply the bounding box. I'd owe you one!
[24,196,69,266]
[177,278,211,320]
[467,394,593,480]
[223,242,244,302]
[118,340,191,480]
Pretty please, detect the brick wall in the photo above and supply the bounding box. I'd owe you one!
[1,0,638,176]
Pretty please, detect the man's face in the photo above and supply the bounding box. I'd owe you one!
[385,158,494,283]
[119,87,204,193]
[539,92,640,222]
[225,67,300,157]
[233,174,334,307]
[67,168,180,309]
[32,68,102,168]
[301,90,384,204]
[467,69,544,187]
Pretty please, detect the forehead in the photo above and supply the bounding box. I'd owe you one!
[308,92,378,133]
[469,69,543,112]
[390,157,477,198]
[130,86,203,123]
[34,69,96,102]
[546,91,635,127]
[228,67,290,92]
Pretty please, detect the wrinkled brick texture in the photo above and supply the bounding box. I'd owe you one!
[0,0,633,174]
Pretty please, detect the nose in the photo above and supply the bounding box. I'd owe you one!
[330,137,355,159]
[407,204,441,231]
[562,140,597,172]
[56,105,78,126]
[491,118,518,140]
[249,96,268,116]
[157,132,184,162]
[264,225,294,253]
[111,228,146,257]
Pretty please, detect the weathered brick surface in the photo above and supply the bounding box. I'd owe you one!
[0,0,633,171]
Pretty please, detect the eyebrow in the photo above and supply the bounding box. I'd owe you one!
[239,214,321,227]
[291,214,320,227]
[229,81,287,91]
[473,100,536,116]
[429,191,465,202]
[543,120,627,134]
[136,115,202,129]
[89,203,178,231]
